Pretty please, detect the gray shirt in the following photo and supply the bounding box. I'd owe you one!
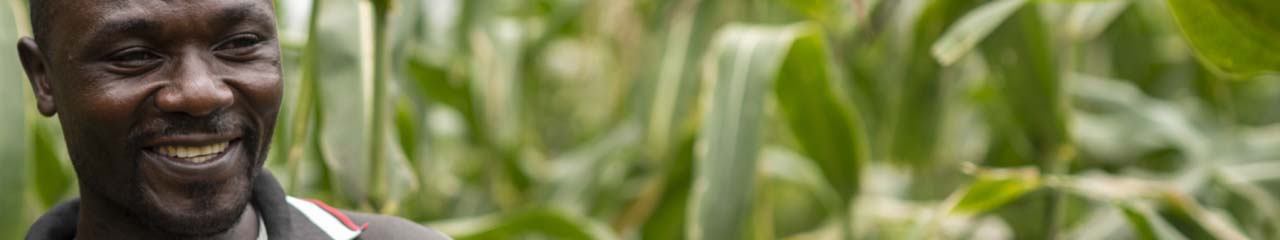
[25,172,450,240]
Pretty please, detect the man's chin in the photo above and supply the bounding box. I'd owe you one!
[146,200,248,236]
[133,177,255,236]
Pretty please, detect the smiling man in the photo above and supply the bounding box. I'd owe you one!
[17,0,447,239]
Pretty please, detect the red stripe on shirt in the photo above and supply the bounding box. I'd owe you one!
[305,199,365,231]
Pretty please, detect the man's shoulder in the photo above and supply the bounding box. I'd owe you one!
[342,210,451,240]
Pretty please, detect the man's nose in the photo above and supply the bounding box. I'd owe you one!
[154,57,233,116]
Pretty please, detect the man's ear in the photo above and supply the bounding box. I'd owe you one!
[17,37,56,116]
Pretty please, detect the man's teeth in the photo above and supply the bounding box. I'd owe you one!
[155,142,229,163]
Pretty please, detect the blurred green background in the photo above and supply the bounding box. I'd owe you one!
[4,0,1280,239]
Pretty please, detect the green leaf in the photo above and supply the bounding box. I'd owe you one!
[1166,0,1280,78]
[30,121,72,208]
[752,146,844,236]
[406,60,468,117]
[429,208,620,240]
[690,22,865,240]
[0,1,28,237]
[311,0,370,206]
[980,3,1070,162]
[1063,1,1130,41]
[947,166,1041,215]
[690,23,808,240]
[643,4,705,160]
[310,0,415,209]
[1117,202,1189,240]
[1103,5,1174,97]
[889,0,980,168]
[469,19,525,152]
[758,147,842,218]
[781,0,833,21]
[979,5,1072,237]
[544,124,642,212]
[931,0,1029,66]
[771,25,867,203]
[640,137,697,240]
[1158,192,1252,240]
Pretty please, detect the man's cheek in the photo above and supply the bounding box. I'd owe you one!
[230,67,283,115]
[79,85,153,131]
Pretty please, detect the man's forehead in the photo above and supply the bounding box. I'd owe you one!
[53,0,274,22]
[42,0,275,51]
[44,0,274,35]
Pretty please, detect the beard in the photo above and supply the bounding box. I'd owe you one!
[87,111,268,237]
[131,173,257,237]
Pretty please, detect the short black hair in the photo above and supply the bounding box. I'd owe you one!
[27,0,50,46]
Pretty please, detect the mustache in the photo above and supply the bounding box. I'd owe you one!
[127,112,255,145]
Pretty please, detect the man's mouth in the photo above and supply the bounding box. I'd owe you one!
[138,131,248,180]
[152,142,231,164]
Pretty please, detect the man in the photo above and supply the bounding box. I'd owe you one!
[17,0,449,239]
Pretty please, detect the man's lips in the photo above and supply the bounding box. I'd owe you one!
[142,132,242,148]
[139,132,246,179]
[153,142,231,164]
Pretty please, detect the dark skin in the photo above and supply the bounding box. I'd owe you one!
[18,0,282,239]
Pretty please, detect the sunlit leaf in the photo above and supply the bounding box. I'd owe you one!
[1166,0,1280,78]
[931,0,1028,66]
[781,0,833,22]
[948,166,1041,215]
[469,19,525,152]
[643,4,704,160]
[690,23,808,240]
[1063,1,1129,41]
[311,0,415,210]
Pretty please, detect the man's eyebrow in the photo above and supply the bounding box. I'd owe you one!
[78,17,161,54]
[91,18,160,40]
[218,4,274,26]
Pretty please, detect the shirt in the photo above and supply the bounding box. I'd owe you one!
[24,171,451,240]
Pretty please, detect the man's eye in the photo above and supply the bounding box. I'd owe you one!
[215,35,263,51]
[108,50,161,66]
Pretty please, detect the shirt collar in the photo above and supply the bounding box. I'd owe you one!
[24,170,295,240]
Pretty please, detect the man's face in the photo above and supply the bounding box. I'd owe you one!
[21,0,281,236]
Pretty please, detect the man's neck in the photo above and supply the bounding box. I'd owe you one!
[75,191,259,240]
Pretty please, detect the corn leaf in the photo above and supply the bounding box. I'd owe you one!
[948,167,1041,215]
[1117,202,1189,240]
[1158,192,1251,240]
[311,0,415,209]
[0,1,27,237]
[889,0,979,167]
[640,136,697,240]
[29,122,72,208]
[643,2,706,159]
[931,0,1028,66]
[311,0,371,206]
[1063,1,1129,41]
[429,208,620,240]
[469,19,525,152]
[771,24,867,202]
[690,22,865,240]
[690,23,804,240]
[981,3,1070,163]
[1166,0,1280,78]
